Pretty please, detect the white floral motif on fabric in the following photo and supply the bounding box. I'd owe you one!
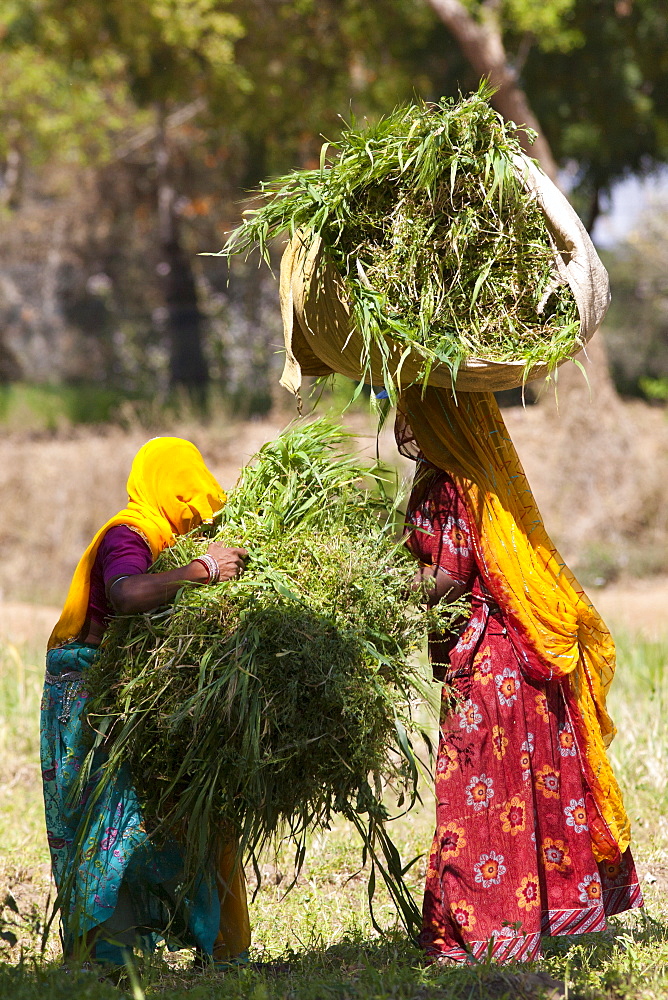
[564,798,588,833]
[465,774,494,812]
[456,616,485,653]
[442,515,472,557]
[577,873,602,906]
[558,721,577,757]
[459,699,483,733]
[411,508,434,532]
[495,667,519,707]
[474,851,507,888]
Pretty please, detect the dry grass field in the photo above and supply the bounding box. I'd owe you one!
[1,377,666,604]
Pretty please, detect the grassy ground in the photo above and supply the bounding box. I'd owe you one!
[1,627,667,999]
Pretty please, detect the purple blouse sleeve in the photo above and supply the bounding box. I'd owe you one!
[86,525,153,628]
[98,525,153,590]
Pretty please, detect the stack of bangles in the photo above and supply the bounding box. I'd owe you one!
[194,553,221,584]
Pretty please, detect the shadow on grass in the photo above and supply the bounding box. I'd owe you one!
[2,912,668,1000]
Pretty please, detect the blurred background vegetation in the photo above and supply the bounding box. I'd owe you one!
[0,0,667,418]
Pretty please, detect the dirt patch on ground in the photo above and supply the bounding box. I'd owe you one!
[0,859,53,959]
[636,861,668,895]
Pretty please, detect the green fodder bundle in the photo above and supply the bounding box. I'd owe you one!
[86,420,461,930]
[222,85,581,393]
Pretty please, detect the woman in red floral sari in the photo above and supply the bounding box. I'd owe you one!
[400,386,642,964]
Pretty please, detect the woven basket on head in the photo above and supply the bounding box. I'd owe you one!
[279,154,611,396]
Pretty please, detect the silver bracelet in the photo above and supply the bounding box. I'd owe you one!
[195,553,220,584]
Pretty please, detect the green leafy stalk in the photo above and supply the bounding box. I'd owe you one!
[80,420,464,938]
[221,83,580,397]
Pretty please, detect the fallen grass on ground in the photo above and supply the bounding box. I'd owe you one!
[1,629,668,998]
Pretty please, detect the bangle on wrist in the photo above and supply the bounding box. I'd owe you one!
[194,554,220,584]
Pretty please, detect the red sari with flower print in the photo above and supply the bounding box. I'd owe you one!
[406,469,642,964]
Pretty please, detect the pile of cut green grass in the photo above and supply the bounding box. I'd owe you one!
[85,420,461,931]
[222,84,580,393]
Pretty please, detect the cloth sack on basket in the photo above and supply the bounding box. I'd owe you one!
[279,154,611,396]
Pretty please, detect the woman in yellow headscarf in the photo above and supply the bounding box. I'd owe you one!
[399,386,642,964]
[41,437,250,972]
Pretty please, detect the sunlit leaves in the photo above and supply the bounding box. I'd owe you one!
[502,0,584,53]
[0,43,145,165]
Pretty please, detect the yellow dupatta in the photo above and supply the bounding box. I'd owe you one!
[48,437,227,650]
[398,385,630,862]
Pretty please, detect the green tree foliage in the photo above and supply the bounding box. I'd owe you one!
[494,0,583,49]
[0,0,463,395]
[3,0,246,105]
[3,0,667,216]
[220,0,461,178]
[0,3,147,204]
[0,0,247,206]
[426,0,668,219]
[2,0,458,175]
[520,0,668,221]
[0,46,139,166]
[1,0,251,393]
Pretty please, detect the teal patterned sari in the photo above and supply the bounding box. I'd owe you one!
[40,642,220,966]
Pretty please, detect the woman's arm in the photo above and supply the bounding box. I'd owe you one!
[109,542,247,614]
[411,564,467,607]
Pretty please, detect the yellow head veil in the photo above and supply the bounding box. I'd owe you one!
[48,437,226,650]
[398,385,630,862]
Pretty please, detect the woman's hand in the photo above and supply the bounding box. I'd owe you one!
[109,544,248,614]
[205,543,248,581]
[410,565,466,607]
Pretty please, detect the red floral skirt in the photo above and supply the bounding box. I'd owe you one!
[421,615,643,963]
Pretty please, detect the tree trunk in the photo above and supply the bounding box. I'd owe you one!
[155,105,209,400]
[425,0,558,179]
[0,146,24,210]
[586,185,602,235]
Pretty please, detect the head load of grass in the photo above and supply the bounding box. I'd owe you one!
[222,84,581,394]
[85,420,462,932]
